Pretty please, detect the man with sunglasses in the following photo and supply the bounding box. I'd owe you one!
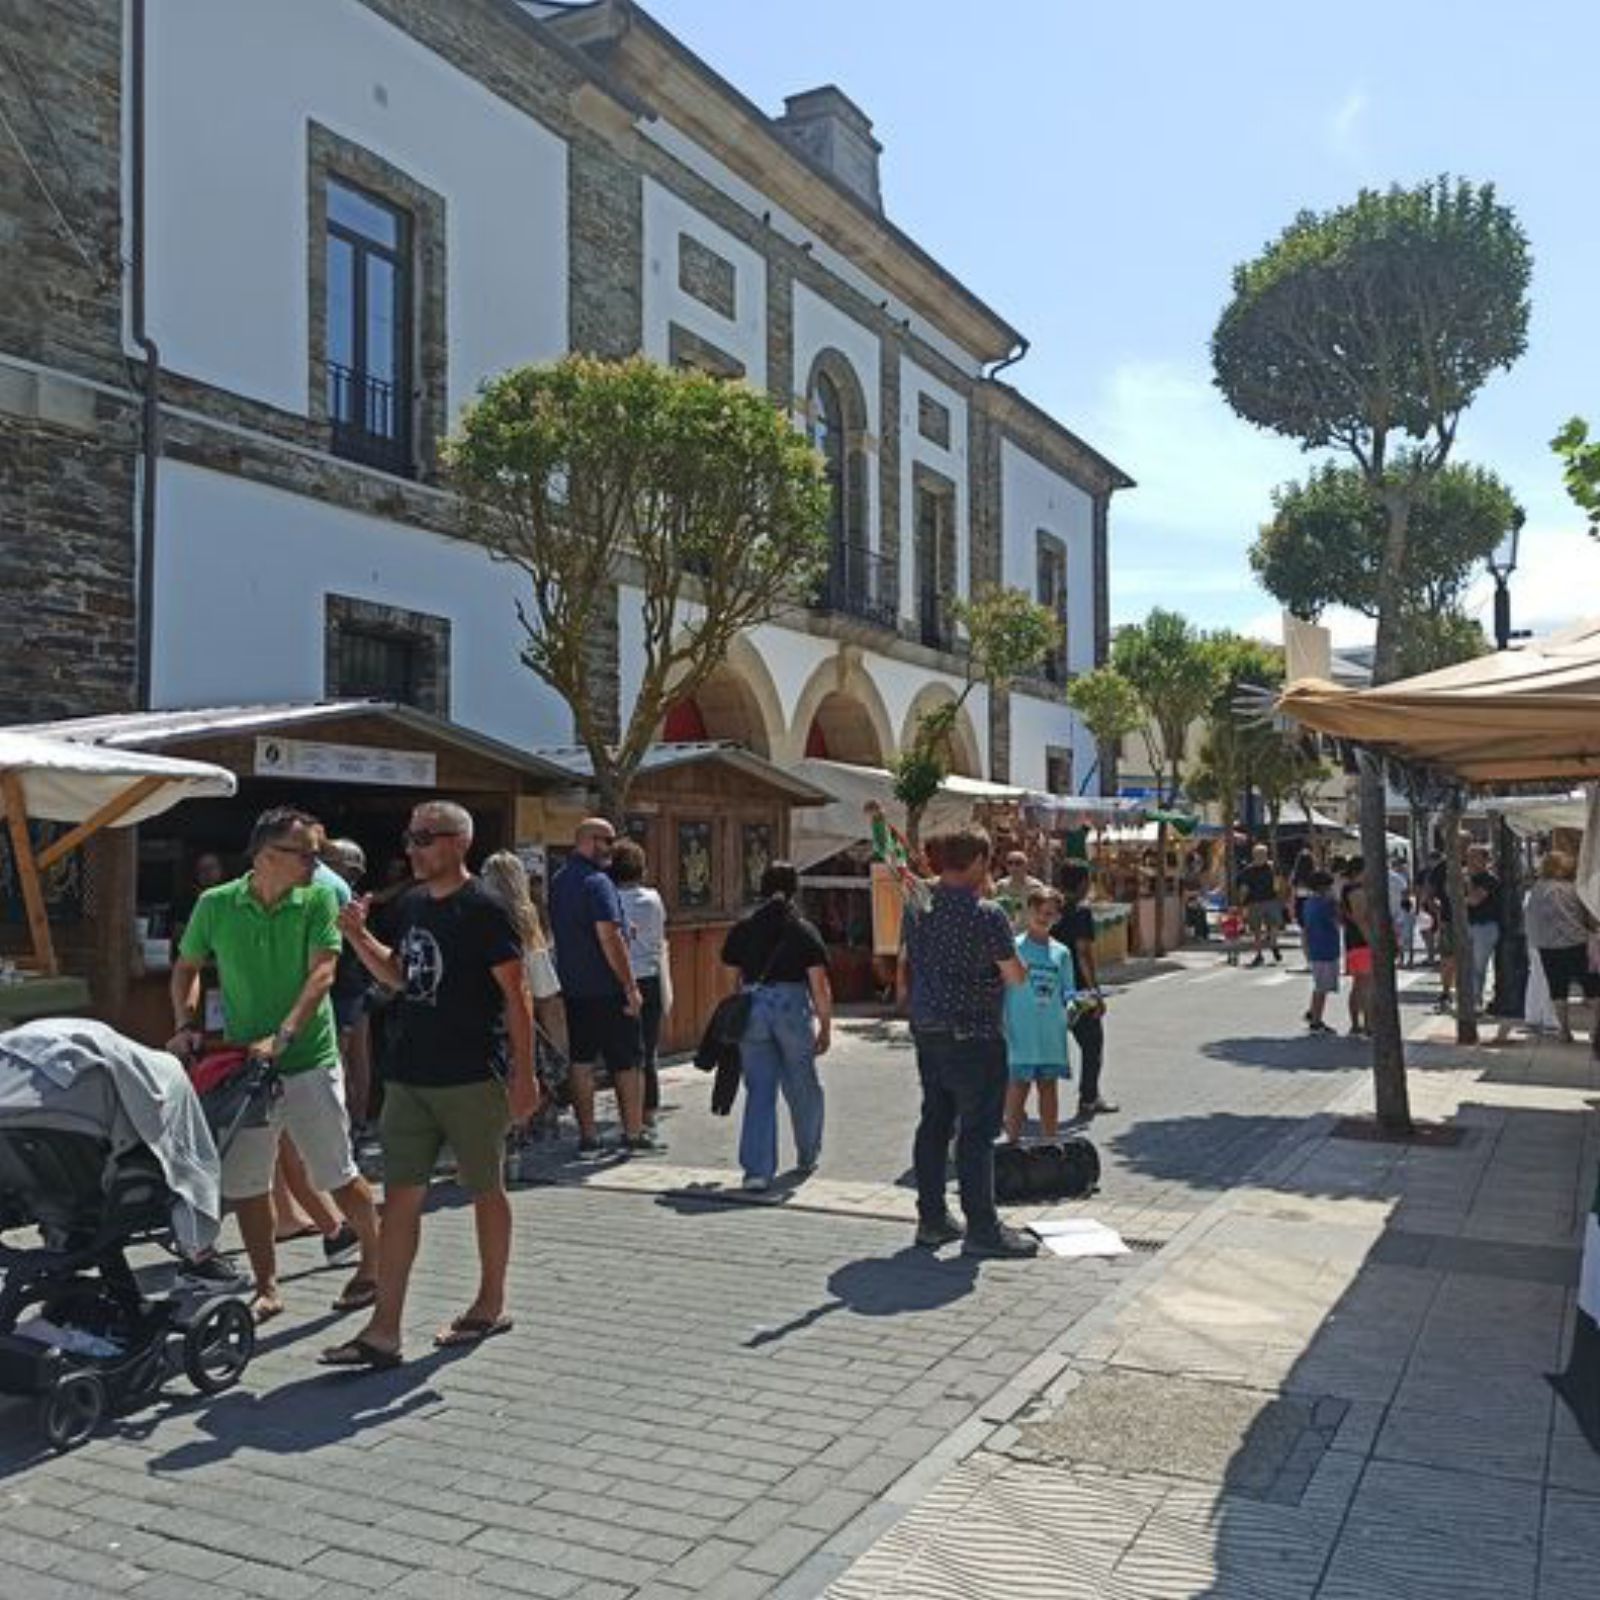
[169,806,381,1324]
[550,817,652,1154]
[322,800,538,1367]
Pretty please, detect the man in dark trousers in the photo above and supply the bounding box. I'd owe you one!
[1053,860,1120,1122]
[899,826,1037,1259]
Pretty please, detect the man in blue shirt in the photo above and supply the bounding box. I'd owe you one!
[899,826,1037,1260]
[549,818,650,1154]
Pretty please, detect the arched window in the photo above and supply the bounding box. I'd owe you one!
[811,371,847,552]
[806,351,891,625]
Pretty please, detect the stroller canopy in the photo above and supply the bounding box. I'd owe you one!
[0,1019,221,1254]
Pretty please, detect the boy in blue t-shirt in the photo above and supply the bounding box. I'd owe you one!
[1300,870,1342,1034]
[1003,887,1078,1143]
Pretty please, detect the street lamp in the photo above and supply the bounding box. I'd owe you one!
[1487,513,1524,651]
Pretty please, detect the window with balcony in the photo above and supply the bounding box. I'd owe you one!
[1037,533,1070,685]
[325,177,412,475]
[914,475,956,652]
[806,351,893,629]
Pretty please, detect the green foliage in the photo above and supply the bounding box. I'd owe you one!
[1111,609,1219,803]
[1395,608,1489,677]
[1066,667,1143,751]
[1553,416,1600,538]
[1213,177,1531,465]
[446,355,830,812]
[891,587,1060,837]
[1251,459,1522,621]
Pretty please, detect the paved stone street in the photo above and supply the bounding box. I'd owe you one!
[0,948,1396,1598]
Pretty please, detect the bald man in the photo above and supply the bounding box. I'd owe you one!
[550,818,652,1154]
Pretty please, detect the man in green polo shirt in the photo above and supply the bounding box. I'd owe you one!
[170,806,379,1325]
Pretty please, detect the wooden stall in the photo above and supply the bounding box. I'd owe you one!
[528,744,832,1055]
[16,702,576,1045]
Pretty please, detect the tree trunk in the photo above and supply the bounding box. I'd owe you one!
[1443,794,1478,1045]
[905,802,927,854]
[1358,752,1412,1134]
[1360,490,1416,1131]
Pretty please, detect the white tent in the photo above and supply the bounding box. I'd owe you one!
[791,758,1024,872]
[0,730,235,976]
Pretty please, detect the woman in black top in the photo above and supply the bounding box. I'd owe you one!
[719,863,834,1193]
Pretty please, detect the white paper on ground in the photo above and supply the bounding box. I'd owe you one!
[1027,1218,1130,1258]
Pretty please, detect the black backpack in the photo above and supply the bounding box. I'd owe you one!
[993,1137,1100,1203]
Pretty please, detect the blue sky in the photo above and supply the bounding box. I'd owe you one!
[642,0,1600,644]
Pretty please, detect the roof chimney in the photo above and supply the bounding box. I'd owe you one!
[775,86,882,211]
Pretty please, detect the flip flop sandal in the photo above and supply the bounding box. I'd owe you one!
[331,1278,378,1312]
[434,1314,514,1348]
[318,1337,402,1371]
[249,1294,285,1325]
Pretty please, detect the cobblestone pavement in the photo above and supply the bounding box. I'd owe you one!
[0,947,1384,1599]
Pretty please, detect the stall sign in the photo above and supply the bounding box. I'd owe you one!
[254,737,436,789]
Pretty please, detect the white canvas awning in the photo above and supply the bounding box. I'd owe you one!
[0,730,236,825]
[791,758,1023,872]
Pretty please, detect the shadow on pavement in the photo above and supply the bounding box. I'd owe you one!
[746,1247,979,1347]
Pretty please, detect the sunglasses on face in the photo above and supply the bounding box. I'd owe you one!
[266,842,320,862]
[403,828,461,849]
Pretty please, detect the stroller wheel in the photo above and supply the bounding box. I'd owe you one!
[183,1298,255,1394]
[39,1370,106,1452]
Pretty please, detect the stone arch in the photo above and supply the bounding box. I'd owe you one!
[900,683,983,779]
[660,634,785,759]
[787,648,895,768]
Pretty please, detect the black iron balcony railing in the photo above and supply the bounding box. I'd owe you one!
[814,540,898,631]
[328,361,413,477]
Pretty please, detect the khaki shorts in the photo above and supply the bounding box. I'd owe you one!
[221,1063,358,1202]
[381,1078,510,1194]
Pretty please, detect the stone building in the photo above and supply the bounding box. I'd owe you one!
[1,0,1132,795]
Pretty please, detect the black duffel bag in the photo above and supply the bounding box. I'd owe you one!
[993,1137,1100,1203]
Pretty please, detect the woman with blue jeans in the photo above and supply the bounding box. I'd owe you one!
[720,862,833,1193]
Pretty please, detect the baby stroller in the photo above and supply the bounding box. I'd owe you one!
[0,1018,275,1451]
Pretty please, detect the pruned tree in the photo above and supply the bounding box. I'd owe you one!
[1066,666,1143,795]
[447,356,830,819]
[1252,459,1523,623]
[891,586,1061,846]
[1111,609,1219,954]
[1213,176,1532,1132]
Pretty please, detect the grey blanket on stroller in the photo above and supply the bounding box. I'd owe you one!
[0,1018,221,1255]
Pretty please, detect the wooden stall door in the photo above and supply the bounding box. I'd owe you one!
[662,921,737,1057]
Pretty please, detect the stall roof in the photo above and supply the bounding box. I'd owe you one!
[22,702,578,787]
[1278,617,1600,784]
[0,729,236,826]
[533,742,835,806]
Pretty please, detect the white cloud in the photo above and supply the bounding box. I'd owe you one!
[1326,87,1368,161]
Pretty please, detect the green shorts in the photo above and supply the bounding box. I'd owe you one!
[381,1078,509,1194]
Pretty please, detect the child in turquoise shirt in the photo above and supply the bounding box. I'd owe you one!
[1003,886,1078,1144]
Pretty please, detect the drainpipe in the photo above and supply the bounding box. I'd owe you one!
[983,338,1029,382]
[131,0,161,711]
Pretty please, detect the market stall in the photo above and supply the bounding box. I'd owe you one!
[0,730,235,1021]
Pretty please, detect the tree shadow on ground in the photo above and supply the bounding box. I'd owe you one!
[1105,1112,1332,1197]
[1199,1035,1368,1074]
[745,1247,979,1348]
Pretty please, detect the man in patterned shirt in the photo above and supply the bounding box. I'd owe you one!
[899,826,1038,1259]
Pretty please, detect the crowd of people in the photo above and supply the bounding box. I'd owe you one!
[162,799,1132,1361]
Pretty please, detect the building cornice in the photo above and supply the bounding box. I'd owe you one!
[541,0,1024,365]
[976,380,1135,499]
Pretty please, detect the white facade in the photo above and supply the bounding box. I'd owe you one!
[142,0,569,414]
[151,462,573,749]
[135,0,1114,798]
[641,179,768,387]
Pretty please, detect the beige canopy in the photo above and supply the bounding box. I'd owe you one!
[1277,617,1600,785]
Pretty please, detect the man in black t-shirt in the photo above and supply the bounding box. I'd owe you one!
[1464,843,1503,1011]
[1238,844,1283,967]
[1051,860,1118,1121]
[321,800,538,1370]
